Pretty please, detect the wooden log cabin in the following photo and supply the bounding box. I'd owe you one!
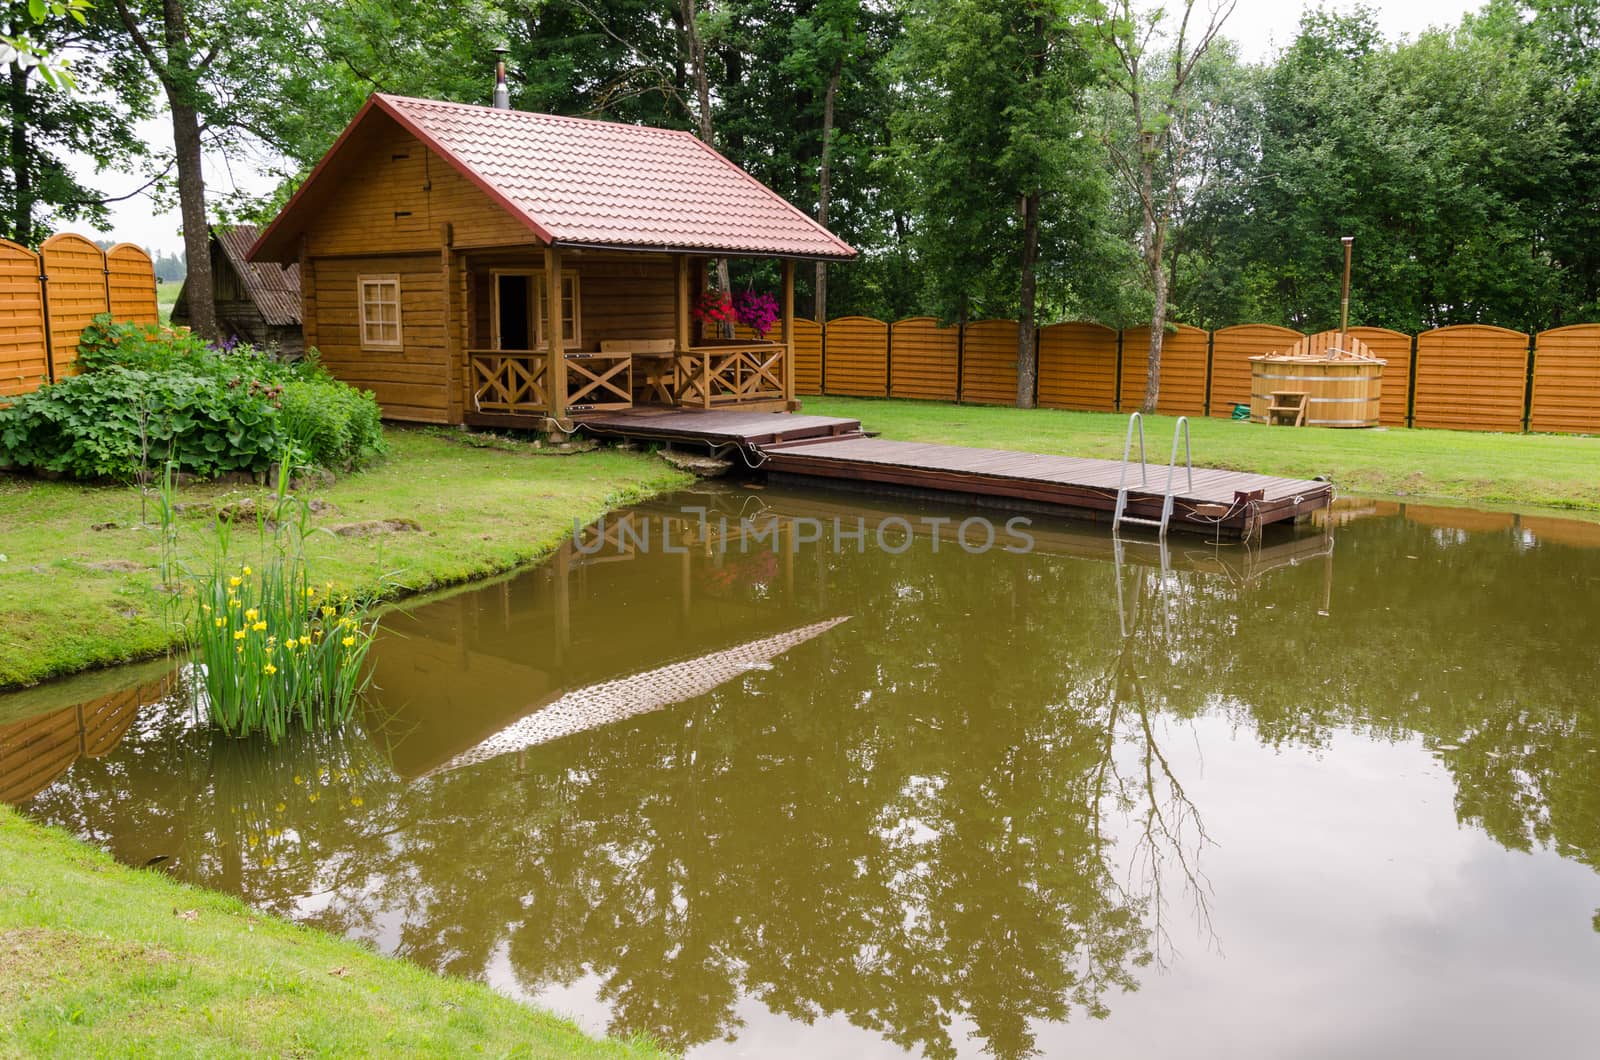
[248,93,856,426]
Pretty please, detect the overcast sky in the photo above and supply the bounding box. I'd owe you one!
[80,0,1486,254]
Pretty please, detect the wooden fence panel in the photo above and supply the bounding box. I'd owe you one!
[1119,324,1208,415]
[0,239,46,398]
[1037,322,1118,411]
[1342,327,1412,426]
[793,318,823,395]
[1209,324,1302,418]
[888,316,958,401]
[106,243,158,323]
[40,233,108,380]
[959,319,1018,404]
[822,315,888,397]
[1529,324,1600,434]
[1414,325,1529,432]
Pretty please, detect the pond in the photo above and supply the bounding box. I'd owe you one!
[4,484,1599,1057]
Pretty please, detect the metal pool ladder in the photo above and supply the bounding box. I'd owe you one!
[1113,413,1194,538]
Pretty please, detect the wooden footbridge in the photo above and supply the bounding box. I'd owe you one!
[574,407,1333,538]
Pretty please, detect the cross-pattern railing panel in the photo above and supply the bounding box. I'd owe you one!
[674,343,786,407]
[565,351,633,411]
[469,350,548,414]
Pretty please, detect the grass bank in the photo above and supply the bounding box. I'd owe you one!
[0,427,688,689]
[805,397,1600,516]
[0,805,666,1058]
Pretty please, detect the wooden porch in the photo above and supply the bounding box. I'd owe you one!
[460,245,799,427]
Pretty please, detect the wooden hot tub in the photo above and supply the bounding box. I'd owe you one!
[1249,335,1385,428]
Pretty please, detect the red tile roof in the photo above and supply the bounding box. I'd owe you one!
[251,94,856,262]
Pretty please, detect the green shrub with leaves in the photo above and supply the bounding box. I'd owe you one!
[0,367,287,479]
[1,317,385,480]
[78,314,301,384]
[278,377,385,471]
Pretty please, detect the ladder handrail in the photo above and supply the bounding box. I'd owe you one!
[1115,413,1195,540]
[1117,411,1148,492]
[1166,415,1193,499]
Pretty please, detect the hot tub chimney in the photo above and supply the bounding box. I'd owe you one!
[492,46,510,109]
[1339,235,1354,351]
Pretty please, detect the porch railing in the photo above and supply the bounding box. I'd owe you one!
[469,350,547,415]
[675,342,786,407]
[469,342,787,417]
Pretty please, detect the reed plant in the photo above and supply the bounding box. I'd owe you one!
[159,457,378,742]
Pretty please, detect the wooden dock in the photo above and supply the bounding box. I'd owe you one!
[575,407,864,448]
[573,408,1332,536]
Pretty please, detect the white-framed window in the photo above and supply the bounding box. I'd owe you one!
[492,270,580,351]
[358,274,402,350]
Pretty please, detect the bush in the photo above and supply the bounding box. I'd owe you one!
[78,314,301,385]
[0,367,287,480]
[0,318,385,480]
[278,378,385,471]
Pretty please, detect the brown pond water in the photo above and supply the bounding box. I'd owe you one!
[4,485,1600,1058]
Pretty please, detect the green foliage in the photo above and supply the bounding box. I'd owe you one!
[278,377,385,471]
[0,367,286,480]
[0,318,382,479]
[161,464,377,743]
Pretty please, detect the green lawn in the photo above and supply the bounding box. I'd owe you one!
[156,280,182,325]
[0,428,688,689]
[804,396,1600,516]
[0,806,669,1059]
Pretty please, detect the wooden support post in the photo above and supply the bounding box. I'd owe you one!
[781,258,796,408]
[440,223,463,423]
[545,244,566,420]
[675,254,691,351]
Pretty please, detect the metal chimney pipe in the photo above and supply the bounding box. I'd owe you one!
[492,46,510,109]
[1339,236,1354,351]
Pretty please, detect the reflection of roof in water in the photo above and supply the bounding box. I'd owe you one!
[419,616,850,780]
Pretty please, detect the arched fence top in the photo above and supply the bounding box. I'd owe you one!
[39,231,107,265]
[1534,322,1600,341]
[1040,320,1118,335]
[1213,323,1303,339]
[106,242,155,268]
[826,314,890,331]
[0,237,39,264]
[1417,323,1531,341]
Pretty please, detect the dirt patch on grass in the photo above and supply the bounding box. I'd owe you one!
[86,560,146,573]
[330,518,422,537]
[0,926,176,994]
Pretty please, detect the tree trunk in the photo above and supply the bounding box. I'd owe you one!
[1139,148,1164,415]
[1017,189,1040,409]
[679,0,733,334]
[814,56,842,325]
[169,94,215,340]
[8,60,32,246]
[162,0,215,340]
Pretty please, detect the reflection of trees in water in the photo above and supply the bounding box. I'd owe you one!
[18,506,1600,1057]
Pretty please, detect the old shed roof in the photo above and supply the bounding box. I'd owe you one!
[250,94,856,263]
[174,224,301,326]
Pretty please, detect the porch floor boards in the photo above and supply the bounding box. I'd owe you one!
[567,408,1333,537]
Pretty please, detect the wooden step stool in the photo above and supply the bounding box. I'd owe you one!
[1267,391,1308,427]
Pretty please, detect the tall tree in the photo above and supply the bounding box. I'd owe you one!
[111,0,290,339]
[1094,0,1235,413]
[895,0,1102,408]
